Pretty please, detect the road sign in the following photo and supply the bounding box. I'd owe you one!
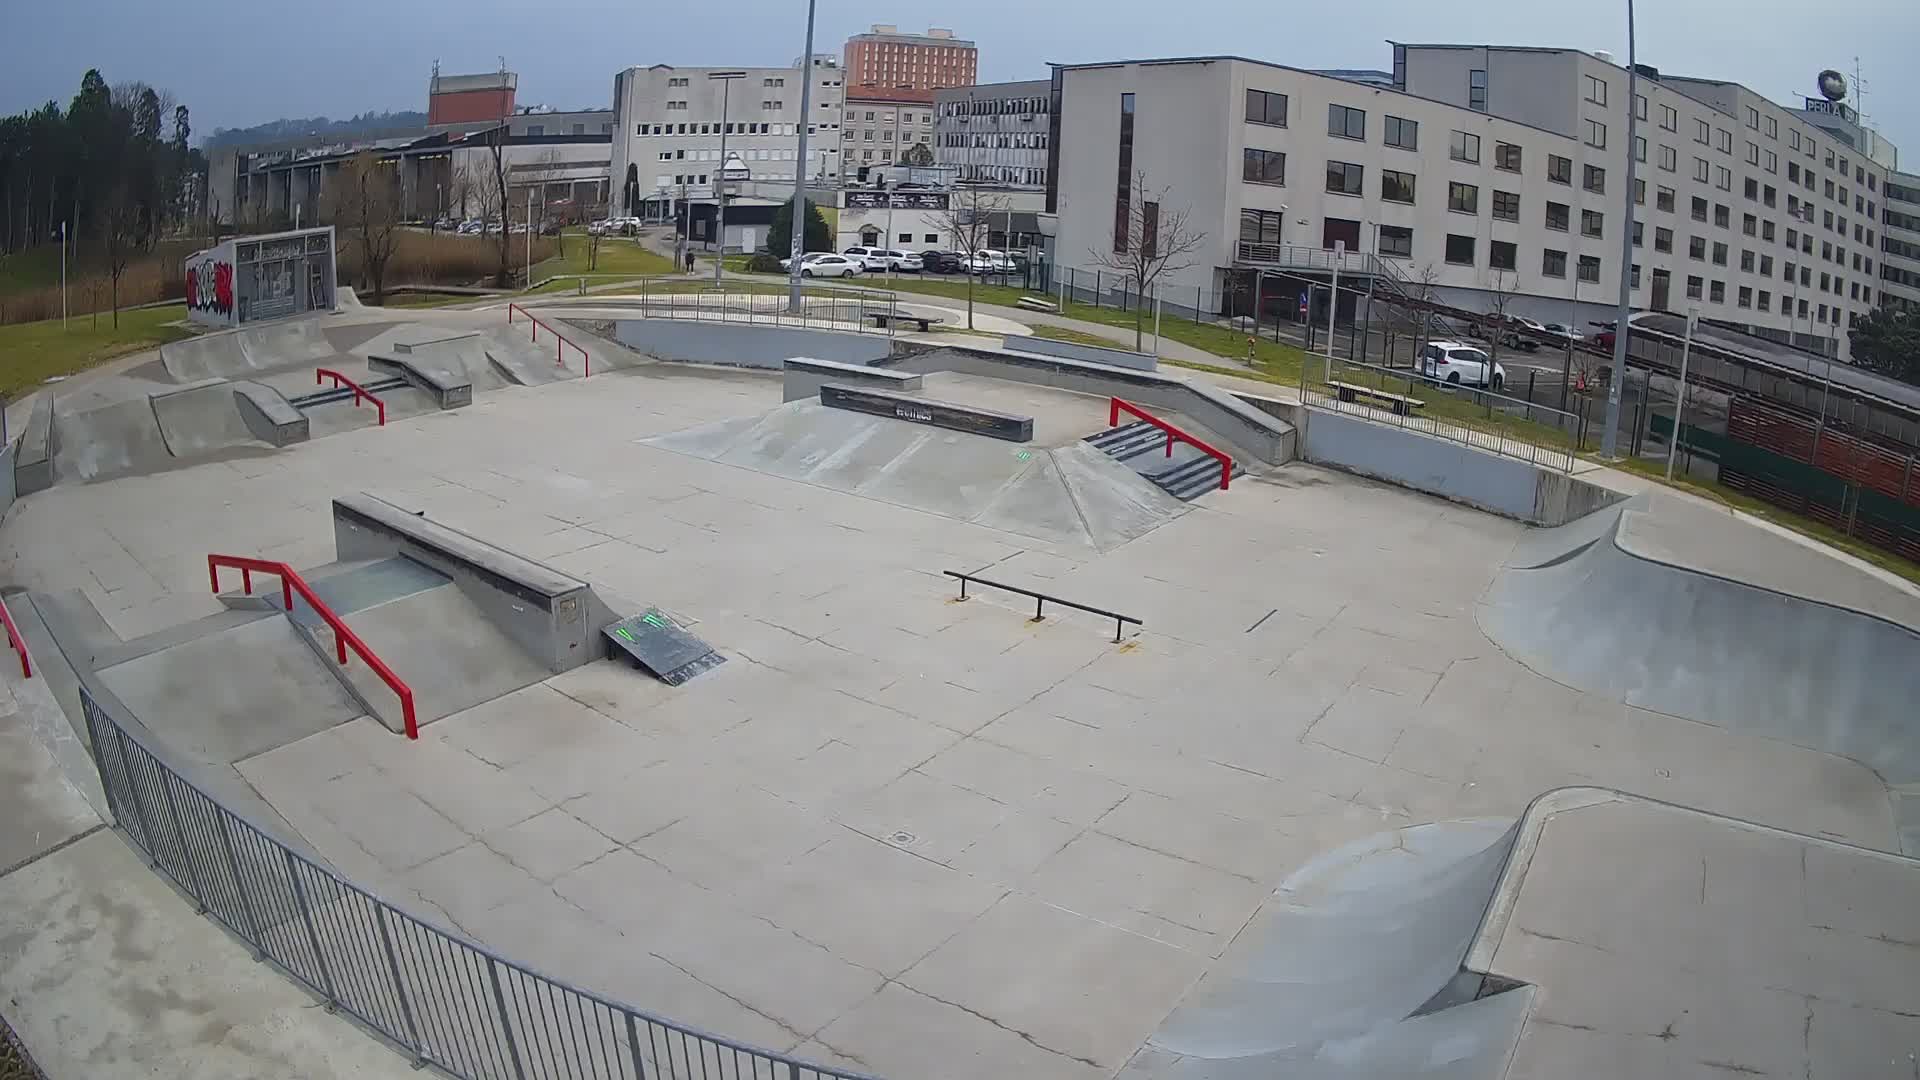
[604,608,726,685]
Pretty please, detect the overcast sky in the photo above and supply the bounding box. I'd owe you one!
[5,0,1915,158]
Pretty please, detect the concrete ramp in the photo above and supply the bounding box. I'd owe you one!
[150,380,268,457]
[332,583,553,733]
[1479,500,1920,852]
[645,401,1188,550]
[160,316,335,381]
[482,326,580,385]
[1129,818,1530,1080]
[52,397,174,483]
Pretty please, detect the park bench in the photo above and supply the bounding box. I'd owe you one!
[865,311,944,332]
[1327,380,1426,417]
[1016,296,1060,313]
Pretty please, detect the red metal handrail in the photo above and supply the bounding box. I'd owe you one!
[207,555,419,739]
[507,302,591,377]
[1109,397,1234,492]
[0,595,32,678]
[315,368,387,426]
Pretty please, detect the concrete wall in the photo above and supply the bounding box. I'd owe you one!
[13,394,53,497]
[1002,334,1157,372]
[0,443,15,523]
[1298,408,1622,525]
[782,357,922,402]
[614,319,892,370]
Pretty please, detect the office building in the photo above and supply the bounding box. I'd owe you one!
[1883,171,1920,314]
[842,86,935,174]
[1050,46,1892,360]
[608,60,846,221]
[935,79,1052,188]
[843,25,976,92]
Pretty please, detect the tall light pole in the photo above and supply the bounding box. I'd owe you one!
[787,0,819,313]
[710,71,745,288]
[1665,304,1698,480]
[1600,0,1642,457]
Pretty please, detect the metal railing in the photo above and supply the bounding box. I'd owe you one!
[625,283,915,338]
[314,369,388,426]
[1300,353,1585,472]
[508,303,592,376]
[208,554,419,739]
[945,570,1143,643]
[78,680,874,1080]
[1110,397,1234,491]
[1,594,32,678]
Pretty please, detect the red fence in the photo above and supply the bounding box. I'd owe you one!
[1109,397,1234,491]
[315,368,387,425]
[208,555,419,738]
[507,303,591,377]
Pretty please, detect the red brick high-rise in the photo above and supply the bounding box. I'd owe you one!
[842,25,976,93]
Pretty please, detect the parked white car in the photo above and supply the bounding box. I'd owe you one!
[793,253,863,278]
[882,250,922,273]
[1541,322,1585,344]
[842,246,894,271]
[967,249,1013,274]
[1419,341,1507,391]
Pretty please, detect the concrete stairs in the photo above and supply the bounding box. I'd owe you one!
[1084,421,1244,501]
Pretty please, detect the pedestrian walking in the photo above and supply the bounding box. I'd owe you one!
[685,249,696,275]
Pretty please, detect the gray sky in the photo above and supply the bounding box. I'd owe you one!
[5,0,1915,159]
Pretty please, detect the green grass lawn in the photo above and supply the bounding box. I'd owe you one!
[372,292,483,309]
[532,233,676,283]
[0,305,193,400]
[1028,324,1124,348]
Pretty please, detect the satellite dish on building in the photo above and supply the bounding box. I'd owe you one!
[1817,69,1847,102]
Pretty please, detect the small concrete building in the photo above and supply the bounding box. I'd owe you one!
[183,226,337,328]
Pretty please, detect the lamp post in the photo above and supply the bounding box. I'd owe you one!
[1600,0,1642,457]
[710,71,746,288]
[1665,305,1698,480]
[787,0,819,313]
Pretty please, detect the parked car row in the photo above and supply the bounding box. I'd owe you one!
[766,246,1034,280]
[589,216,645,236]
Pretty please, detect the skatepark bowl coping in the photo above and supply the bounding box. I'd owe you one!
[1110,397,1233,492]
[508,303,591,376]
[206,554,419,739]
[315,368,388,426]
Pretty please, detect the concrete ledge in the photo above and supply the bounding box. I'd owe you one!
[231,382,310,447]
[368,354,473,410]
[819,383,1034,442]
[13,393,54,496]
[613,319,892,370]
[783,357,922,402]
[332,493,600,672]
[393,331,482,354]
[1000,333,1157,372]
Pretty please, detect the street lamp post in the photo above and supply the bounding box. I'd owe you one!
[710,71,745,289]
[1665,305,1698,480]
[787,0,819,313]
[1600,0,1642,457]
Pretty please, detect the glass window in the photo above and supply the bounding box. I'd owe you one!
[1659,104,1678,131]
[1492,190,1520,221]
[1659,145,1677,172]
[1634,178,1646,205]
[1687,274,1704,299]
[1585,75,1608,105]
[1469,69,1487,112]
[1717,128,1732,153]
[1384,115,1418,150]
[1712,241,1728,265]
[1710,280,1726,303]
[1490,240,1517,271]
[1741,249,1756,272]
[1245,89,1288,127]
[1694,157,1711,183]
[1546,201,1570,231]
[1634,136,1647,164]
[1746,142,1760,166]
[1325,160,1364,196]
[1542,249,1567,278]
[1378,225,1413,258]
[1379,169,1416,203]
[1578,255,1601,283]
[1758,290,1771,311]
[1328,104,1366,140]
[1657,186,1676,212]
[1445,234,1476,265]
[1548,155,1572,184]
[1450,130,1480,163]
[1582,209,1604,238]
[1690,235,1706,260]
[1635,94,1648,121]
[1239,208,1285,245]
[1716,167,1732,191]
[1765,151,1778,174]
[1494,142,1521,171]
[1242,148,1286,186]
[1583,164,1606,194]
[1585,119,1606,148]
[1633,221,1644,246]
[1745,105,1760,130]
[1692,196,1709,222]
[1714,204,1729,228]
[1744,177,1759,201]
[1742,213,1757,236]
[1655,227,1674,253]
[1695,118,1711,144]
[1448,181,1478,214]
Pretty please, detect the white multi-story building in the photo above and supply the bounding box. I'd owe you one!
[1881,171,1920,314]
[840,89,936,174]
[934,79,1053,188]
[608,60,845,220]
[1050,46,1890,360]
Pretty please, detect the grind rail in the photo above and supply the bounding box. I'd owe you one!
[507,302,591,376]
[945,570,1143,643]
[1110,397,1234,492]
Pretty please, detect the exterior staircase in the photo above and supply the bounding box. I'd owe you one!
[1085,421,1243,501]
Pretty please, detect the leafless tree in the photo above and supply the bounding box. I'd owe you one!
[1481,268,1521,378]
[473,125,514,287]
[932,185,1012,330]
[1085,170,1208,351]
[100,175,141,327]
[324,151,404,304]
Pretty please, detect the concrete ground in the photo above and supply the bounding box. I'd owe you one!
[2,347,1905,1080]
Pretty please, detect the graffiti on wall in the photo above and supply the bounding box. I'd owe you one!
[185,259,234,318]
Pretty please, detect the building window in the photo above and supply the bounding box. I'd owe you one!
[1657,186,1676,213]
[1448,181,1478,214]
[1325,160,1364,196]
[1765,151,1778,174]
[1712,241,1728,265]
[1635,93,1648,121]
[1655,227,1673,253]
[1542,249,1567,278]
[1579,255,1602,283]
[1710,280,1726,303]
[1744,177,1759,201]
[1469,69,1487,112]
[1384,115,1418,150]
[1245,89,1288,127]
[1689,235,1706,260]
[1380,168,1416,204]
[1695,118,1711,144]
[1634,179,1646,205]
[1546,201,1570,231]
[1239,208,1285,245]
[1449,130,1480,163]
[1660,103,1678,132]
[1687,274,1704,299]
[1634,136,1647,164]
[1445,234,1476,265]
[1758,290,1771,311]
[1378,224,1413,258]
[1716,167,1732,192]
[1328,104,1366,140]
[1694,157,1711,183]
[1760,254,1773,275]
[1716,128,1732,153]
[1582,209,1604,238]
[1548,155,1572,185]
[1494,142,1521,172]
[1744,105,1760,130]
[1583,164,1606,194]
[1746,142,1760,166]
[1741,249,1756,272]
[1584,119,1606,149]
[1492,190,1520,221]
[1584,75,1608,105]
[1714,204,1730,228]
[1113,93,1134,254]
[1763,186,1777,208]
[1490,240,1517,271]
[1631,263,1642,289]
[1742,213,1757,236]
[1691,196,1709,222]
[1242,148,1287,186]
[1659,145,1677,172]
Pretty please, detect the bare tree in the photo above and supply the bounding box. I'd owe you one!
[1085,170,1207,351]
[932,185,1011,330]
[1480,268,1521,384]
[100,175,141,327]
[325,151,404,304]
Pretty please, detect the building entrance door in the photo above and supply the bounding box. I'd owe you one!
[1651,269,1672,312]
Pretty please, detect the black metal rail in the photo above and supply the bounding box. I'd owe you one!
[944,570,1142,643]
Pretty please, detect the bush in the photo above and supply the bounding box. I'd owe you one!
[744,250,786,274]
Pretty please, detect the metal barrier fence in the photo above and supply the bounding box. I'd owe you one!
[1300,353,1584,473]
[78,684,873,1080]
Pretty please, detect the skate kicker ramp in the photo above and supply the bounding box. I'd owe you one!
[1478,493,1920,853]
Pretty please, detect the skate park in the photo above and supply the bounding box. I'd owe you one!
[2,293,1917,1080]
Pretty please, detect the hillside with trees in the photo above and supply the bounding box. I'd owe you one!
[206,111,428,150]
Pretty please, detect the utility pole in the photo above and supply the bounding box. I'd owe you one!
[787,0,819,313]
[710,71,744,289]
[525,188,533,285]
[60,221,68,331]
[1665,305,1698,480]
[1600,0,1642,457]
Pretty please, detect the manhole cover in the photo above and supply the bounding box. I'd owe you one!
[889,831,918,846]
